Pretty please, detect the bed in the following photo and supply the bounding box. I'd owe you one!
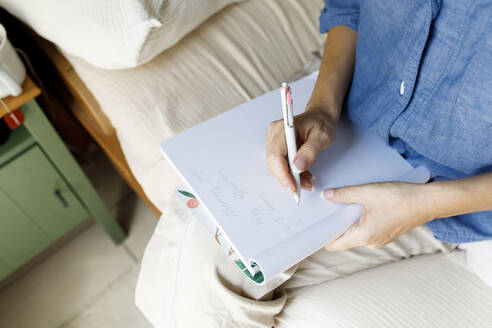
[60,0,327,213]
[9,0,492,326]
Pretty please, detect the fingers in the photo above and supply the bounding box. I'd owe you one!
[293,136,323,173]
[322,185,367,252]
[300,171,315,191]
[266,157,315,193]
[266,121,296,192]
[324,222,362,251]
[321,185,369,204]
[266,114,331,193]
[325,225,396,251]
[267,154,296,193]
[293,130,332,173]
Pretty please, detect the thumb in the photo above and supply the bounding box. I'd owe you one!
[321,185,367,204]
[293,134,325,173]
[324,222,361,251]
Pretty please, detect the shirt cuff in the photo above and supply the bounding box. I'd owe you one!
[319,9,359,33]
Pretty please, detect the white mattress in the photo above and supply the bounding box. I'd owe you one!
[65,0,326,211]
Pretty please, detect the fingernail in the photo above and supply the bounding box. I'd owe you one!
[287,188,295,195]
[293,158,308,172]
[302,185,314,192]
[321,189,334,199]
[311,175,317,181]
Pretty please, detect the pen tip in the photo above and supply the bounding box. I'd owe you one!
[293,193,300,206]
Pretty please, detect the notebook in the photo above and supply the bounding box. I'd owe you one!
[161,72,430,285]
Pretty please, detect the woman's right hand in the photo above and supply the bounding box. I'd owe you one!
[265,25,357,195]
[265,107,338,194]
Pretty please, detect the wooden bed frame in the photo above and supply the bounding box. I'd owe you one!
[31,34,161,217]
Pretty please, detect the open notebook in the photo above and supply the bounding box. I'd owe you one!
[161,72,430,285]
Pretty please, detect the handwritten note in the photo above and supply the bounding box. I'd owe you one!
[161,72,421,278]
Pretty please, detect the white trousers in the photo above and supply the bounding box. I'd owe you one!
[136,196,457,328]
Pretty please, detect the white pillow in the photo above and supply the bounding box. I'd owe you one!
[459,241,492,287]
[2,0,242,69]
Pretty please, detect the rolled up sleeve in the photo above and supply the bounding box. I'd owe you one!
[319,0,361,33]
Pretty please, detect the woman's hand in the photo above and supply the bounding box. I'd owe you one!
[265,26,357,194]
[266,107,337,193]
[322,182,436,251]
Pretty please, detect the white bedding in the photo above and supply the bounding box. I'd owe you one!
[62,0,492,325]
[3,0,245,69]
[136,196,492,327]
[65,0,326,211]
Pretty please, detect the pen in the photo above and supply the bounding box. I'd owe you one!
[280,82,301,205]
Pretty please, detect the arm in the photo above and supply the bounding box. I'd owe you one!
[427,171,492,218]
[266,26,357,193]
[322,171,492,250]
[307,26,357,122]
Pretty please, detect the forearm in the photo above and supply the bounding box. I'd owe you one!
[423,171,492,220]
[307,26,357,121]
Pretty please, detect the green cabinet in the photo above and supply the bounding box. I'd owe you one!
[0,99,126,282]
[0,134,88,281]
[0,146,88,241]
[0,259,11,280]
[0,189,51,281]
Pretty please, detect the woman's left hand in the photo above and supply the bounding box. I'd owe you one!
[322,182,437,251]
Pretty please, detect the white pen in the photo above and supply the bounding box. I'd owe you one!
[280,82,301,206]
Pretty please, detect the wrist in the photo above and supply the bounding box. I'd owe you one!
[305,98,340,124]
[305,105,340,129]
[414,183,442,223]
[419,181,457,221]
[308,70,349,115]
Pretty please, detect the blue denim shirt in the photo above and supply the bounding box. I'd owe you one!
[320,0,492,243]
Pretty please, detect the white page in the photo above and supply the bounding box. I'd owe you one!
[161,72,427,281]
[251,165,430,280]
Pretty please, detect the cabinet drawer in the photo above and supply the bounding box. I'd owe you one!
[0,259,11,281]
[0,125,35,167]
[0,145,88,241]
[0,189,51,280]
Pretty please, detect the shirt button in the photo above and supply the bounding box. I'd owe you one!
[400,81,405,96]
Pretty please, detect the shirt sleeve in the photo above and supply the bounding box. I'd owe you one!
[319,0,361,33]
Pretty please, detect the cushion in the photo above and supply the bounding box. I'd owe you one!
[63,0,326,210]
[3,0,242,69]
